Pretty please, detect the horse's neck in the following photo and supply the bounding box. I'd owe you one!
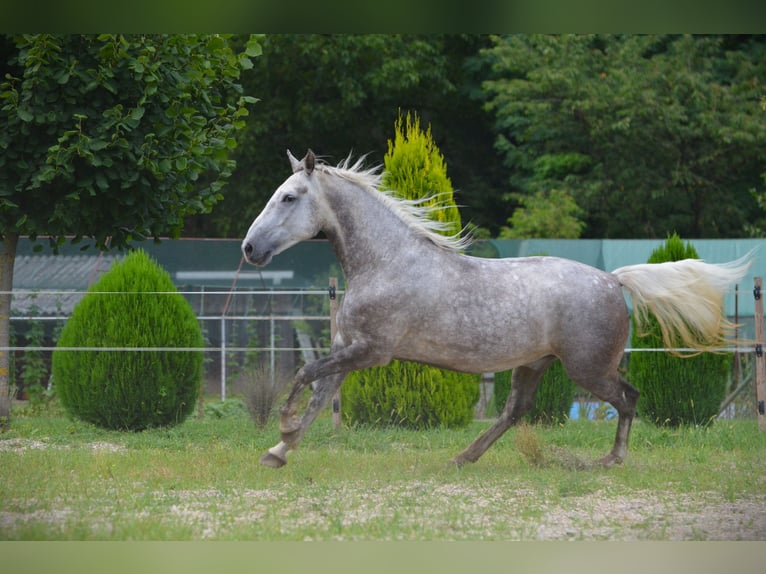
[322,181,426,280]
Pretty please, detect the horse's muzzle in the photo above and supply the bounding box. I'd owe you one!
[241,241,272,267]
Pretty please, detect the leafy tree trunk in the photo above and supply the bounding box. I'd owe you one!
[0,231,18,430]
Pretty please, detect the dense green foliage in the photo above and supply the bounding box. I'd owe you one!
[215,34,766,241]
[0,33,259,250]
[628,234,731,427]
[482,35,766,239]
[343,361,479,429]
[499,188,585,239]
[494,361,576,425]
[210,34,505,237]
[343,113,480,429]
[0,33,259,427]
[53,250,203,430]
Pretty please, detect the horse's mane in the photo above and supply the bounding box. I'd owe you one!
[316,155,471,252]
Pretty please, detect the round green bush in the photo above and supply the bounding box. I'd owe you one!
[52,249,203,430]
[629,234,731,427]
[343,360,480,429]
[494,360,575,425]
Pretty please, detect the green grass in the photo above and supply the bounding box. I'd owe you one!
[1,399,764,540]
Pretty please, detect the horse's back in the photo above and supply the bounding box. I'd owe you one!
[390,254,629,373]
[471,256,628,350]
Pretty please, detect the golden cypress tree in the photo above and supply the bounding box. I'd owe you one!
[343,112,479,429]
[382,112,463,238]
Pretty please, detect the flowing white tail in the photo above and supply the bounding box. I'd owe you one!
[612,256,752,350]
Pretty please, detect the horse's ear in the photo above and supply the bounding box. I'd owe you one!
[304,149,315,176]
[287,150,302,173]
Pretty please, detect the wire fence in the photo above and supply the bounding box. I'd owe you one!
[3,283,765,417]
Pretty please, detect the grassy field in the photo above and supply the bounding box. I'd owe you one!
[1,399,764,541]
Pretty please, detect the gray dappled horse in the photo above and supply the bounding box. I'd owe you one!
[242,150,750,469]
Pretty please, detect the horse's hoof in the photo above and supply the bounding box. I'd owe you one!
[597,454,623,468]
[260,451,287,468]
[450,455,469,468]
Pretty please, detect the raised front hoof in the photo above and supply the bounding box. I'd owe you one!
[259,451,287,468]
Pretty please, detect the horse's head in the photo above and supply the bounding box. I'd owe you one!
[242,149,324,266]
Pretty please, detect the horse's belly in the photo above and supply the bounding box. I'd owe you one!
[394,340,547,373]
[392,310,551,373]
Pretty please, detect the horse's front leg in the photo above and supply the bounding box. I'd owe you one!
[259,339,387,468]
[259,371,346,468]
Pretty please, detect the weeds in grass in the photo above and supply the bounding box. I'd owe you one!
[239,365,291,429]
[514,422,592,470]
[515,423,545,466]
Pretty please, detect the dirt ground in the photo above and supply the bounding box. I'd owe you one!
[2,438,765,540]
[531,491,765,540]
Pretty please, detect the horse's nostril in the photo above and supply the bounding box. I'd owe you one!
[244,242,253,256]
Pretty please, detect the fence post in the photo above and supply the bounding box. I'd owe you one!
[220,316,227,402]
[329,277,341,429]
[754,277,765,431]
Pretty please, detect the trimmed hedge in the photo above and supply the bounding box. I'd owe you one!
[629,234,731,427]
[53,250,203,430]
[343,360,480,429]
[493,360,575,425]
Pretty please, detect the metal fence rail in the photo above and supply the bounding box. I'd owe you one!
[4,280,765,423]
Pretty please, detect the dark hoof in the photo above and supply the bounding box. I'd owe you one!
[450,455,471,468]
[260,451,287,468]
[597,454,623,468]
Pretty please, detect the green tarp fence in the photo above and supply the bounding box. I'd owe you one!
[8,237,765,319]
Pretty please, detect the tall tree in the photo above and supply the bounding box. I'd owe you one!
[192,34,507,238]
[0,34,260,428]
[481,34,766,238]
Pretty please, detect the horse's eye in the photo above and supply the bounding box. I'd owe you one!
[282,194,296,204]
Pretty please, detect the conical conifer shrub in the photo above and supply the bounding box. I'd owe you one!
[53,249,203,430]
[629,234,731,427]
[343,112,480,429]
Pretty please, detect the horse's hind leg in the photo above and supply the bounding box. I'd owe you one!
[452,356,555,467]
[574,372,639,467]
